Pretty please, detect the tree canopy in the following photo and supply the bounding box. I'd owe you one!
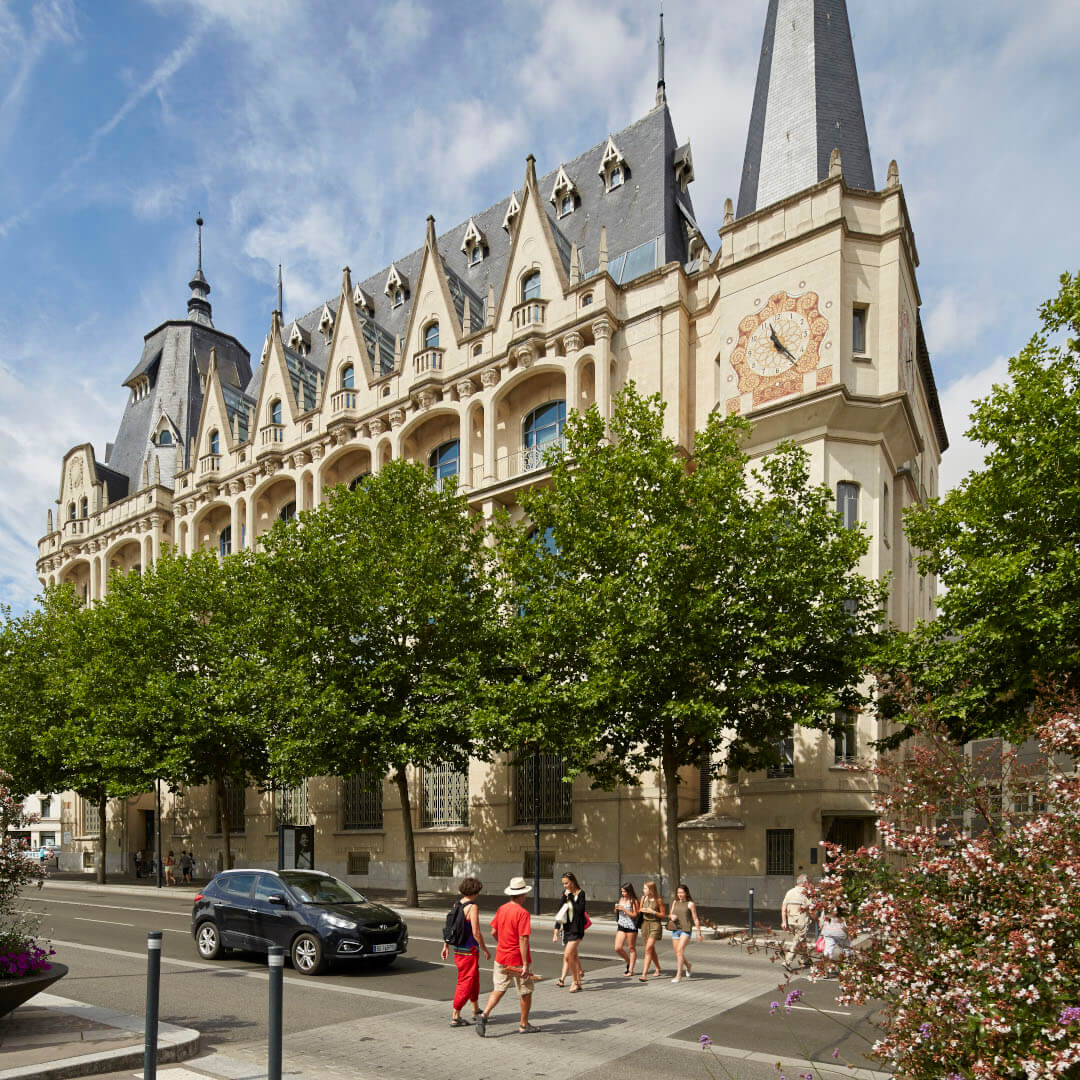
[497,386,885,887]
[879,271,1080,742]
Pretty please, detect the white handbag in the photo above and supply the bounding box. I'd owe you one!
[553,901,572,927]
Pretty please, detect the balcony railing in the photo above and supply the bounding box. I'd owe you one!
[198,453,221,475]
[469,435,567,488]
[330,388,358,414]
[413,347,445,375]
[260,424,285,446]
[511,299,547,335]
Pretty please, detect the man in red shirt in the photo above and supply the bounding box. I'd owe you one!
[475,876,538,1035]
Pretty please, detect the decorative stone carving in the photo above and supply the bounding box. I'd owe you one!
[480,366,500,389]
[513,345,535,369]
[388,407,406,428]
[310,442,326,461]
[591,316,613,342]
[563,330,583,354]
[456,378,477,399]
[243,473,257,489]
[416,389,437,411]
[367,418,387,437]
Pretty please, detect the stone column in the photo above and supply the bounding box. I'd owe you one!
[480,367,500,483]
[563,331,583,414]
[246,490,257,551]
[230,497,242,553]
[592,317,613,421]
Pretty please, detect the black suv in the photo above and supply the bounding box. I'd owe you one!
[191,868,408,975]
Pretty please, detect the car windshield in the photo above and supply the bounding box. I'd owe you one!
[279,872,367,905]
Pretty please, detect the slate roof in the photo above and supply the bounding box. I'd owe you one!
[246,103,696,399]
[737,0,875,216]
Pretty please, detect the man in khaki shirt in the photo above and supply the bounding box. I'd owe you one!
[780,874,811,970]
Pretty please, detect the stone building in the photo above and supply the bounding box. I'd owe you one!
[36,1,947,905]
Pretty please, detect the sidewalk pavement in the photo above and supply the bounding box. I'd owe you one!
[0,993,199,1080]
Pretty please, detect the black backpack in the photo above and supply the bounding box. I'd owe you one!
[442,899,470,947]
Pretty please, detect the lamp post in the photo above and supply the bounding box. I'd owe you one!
[532,747,541,915]
[155,779,163,889]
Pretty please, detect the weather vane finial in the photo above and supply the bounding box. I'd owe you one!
[656,4,666,107]
[195,211,204,273]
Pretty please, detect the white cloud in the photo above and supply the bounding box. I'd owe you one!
[924,289,995,358]
[936,355,1011,495]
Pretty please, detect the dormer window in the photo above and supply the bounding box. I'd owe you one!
[424,322,440,350]
[673,141,695,192]
[550,165,578,217]
[385,263,409,305]
[209,430,220,455]
[461,218,487,266]
[352,283,374,316]
[157,429,173,446]
[288,320,311,356]
[318,304,334,343]
[341,364,354,390]
[598,136,627,192]
[502,192,521,232]
[522,271,541,302]
[270,399,282,426]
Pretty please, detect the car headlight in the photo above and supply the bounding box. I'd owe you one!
[323,914,357,930]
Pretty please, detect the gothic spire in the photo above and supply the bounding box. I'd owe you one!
[655,5,666,107]
[736,0,874,217]
[186,212,213,325]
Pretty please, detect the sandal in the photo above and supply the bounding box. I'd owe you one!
[518,1023,541,1033]
[638,976,648,983]
[569,981,582,993]
[554,977,566,988]
[450,1017,470,1027]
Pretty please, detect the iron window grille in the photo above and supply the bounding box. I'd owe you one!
[699,757,712,814]
[217,782,245,833]
[342,772,383,830]
[766,828,795,875]
[523,849,556,880]
[83,798,100,835]
[347,850,370,875]
[514,753,573,826]
[420,763,469,829]
[428,851,454,878]
[274,780,309,826]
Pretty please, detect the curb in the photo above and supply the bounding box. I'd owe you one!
[0,993,200,1080]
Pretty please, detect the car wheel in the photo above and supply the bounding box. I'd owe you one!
[291,932,325,976]
[195,921,223,960]
[370,955,397,968]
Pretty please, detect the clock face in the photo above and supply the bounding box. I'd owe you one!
[746,311,812,377]
[728,291,829,408]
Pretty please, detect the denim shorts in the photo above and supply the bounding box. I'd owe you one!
[671,929,691,939]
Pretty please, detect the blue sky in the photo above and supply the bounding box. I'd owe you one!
[0,0,1077,611]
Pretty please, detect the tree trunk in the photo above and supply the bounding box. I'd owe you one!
[661,751,681,896]
[394,767,418,907]
[217,776,233,871]
[96,791,107,885]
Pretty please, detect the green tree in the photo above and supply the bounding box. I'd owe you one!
[881,271,1080,742]
[261,461,497,907]
[100,548,282,872]
[498,386,884,888]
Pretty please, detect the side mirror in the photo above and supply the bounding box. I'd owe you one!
[267,893,287,906]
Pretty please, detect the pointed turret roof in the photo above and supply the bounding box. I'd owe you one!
[187,213,213,325]
[737,0,874,217]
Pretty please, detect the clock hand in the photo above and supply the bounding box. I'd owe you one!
[768,324,798,363]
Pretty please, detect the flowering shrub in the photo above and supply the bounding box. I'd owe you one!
[810,692,1080,1079]
[0,771,49,979]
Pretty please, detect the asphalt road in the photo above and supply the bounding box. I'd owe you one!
[20,884,887,1078]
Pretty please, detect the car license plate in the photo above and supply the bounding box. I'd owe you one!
[372,943,396,953]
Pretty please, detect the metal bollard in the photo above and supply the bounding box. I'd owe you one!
[748,888,755,941]
[268,946,283,1080]
[144,931,162,1079]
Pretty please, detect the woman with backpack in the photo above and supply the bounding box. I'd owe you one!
[440,877,491,1027]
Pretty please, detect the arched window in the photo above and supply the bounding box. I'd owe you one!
[341,364,354,390]
[523,400,566,471]
[80,497,88,518]
[270,399,282,425]
[428,440,460,489]
[521,271,541,302]
[219,525,232,557]
[68,502,76,520]
[157,430,172,446]
[208,430,220,455]
[279,501,296,523]
[424,322,439,350]
[348,472,370,492]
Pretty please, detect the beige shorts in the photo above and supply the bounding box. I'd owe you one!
[492,961,534,996]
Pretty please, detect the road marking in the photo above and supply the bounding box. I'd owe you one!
[656,1037,893,1080]
[787,1004,852,1016]
[50,939,436,1007]
[73,917,135,927]
[24,896,192,918]
[407,932,614,961]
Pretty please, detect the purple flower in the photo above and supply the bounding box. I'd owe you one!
[770,1000,780,1014]
[1060,1007,1080,1026]
[784,988,802,1013]
[831,1049,839,1060]
[699,1034,713,1050]
[918,1022,932,1041]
